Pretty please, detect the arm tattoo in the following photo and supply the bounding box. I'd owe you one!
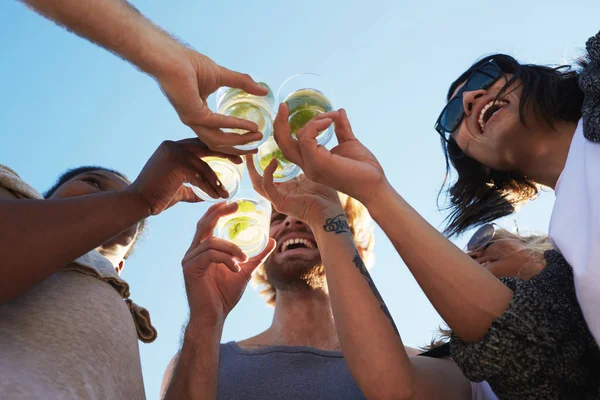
[323,214,351,234]
[352,252,400,336]
[322,214,399,336]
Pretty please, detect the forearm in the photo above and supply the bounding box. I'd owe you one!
[164,321,223,400]
[366,183,513,342]
[0,190,148,303]
[21,0,185,77]
[312,213,415,400]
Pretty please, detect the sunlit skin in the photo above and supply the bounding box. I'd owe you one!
[48,170,139,271]
[469,238,545,281]
[450,74,576,188]
[263,208,322,288]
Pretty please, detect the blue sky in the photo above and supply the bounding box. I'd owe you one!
[1,0,598,398]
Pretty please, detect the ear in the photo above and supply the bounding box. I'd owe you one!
[116,260,125,275]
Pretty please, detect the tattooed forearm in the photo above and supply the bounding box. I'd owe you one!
[322,214,399,336]
[352,252,400,336]
[323,214,351,235]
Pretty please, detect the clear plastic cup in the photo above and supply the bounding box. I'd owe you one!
[214,197,272,258]
[216,82,275,151]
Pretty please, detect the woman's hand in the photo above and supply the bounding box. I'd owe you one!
[273,104,388,207]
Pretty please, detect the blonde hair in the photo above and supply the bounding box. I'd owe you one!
[489,228,552,280]
[252,193,375,306]
[423,228,552,351]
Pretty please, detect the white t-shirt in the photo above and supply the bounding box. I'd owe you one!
[549,118,600,345]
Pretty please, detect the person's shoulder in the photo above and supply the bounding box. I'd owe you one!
[0,164,42,199]
[580,30,600,143]
[585,30,600,64]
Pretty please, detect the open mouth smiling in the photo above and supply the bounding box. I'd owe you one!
[279,237,317,253]
[478,99,509,133]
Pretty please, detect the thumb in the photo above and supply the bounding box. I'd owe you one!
[219,67,269,97]
[240,239,276,277]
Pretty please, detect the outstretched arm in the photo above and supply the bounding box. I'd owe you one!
[0,140,236,304]
[273,106,513,343]
[22,0,182,77]
[20,0,268,154]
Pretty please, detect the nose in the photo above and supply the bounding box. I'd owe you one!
[461,89,486,118]
[468,250,483,263]
[283,215,306,228]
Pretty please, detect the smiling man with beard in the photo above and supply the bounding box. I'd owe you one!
[161,193,419,399]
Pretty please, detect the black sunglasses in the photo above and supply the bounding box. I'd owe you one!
[466,223,498,252]
[435,60,503,142]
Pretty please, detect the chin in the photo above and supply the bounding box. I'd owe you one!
[264,257,324,287]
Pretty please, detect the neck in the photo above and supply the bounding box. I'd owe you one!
[519,120,577,189]
[242,287,340,351]
[97,246,123,269]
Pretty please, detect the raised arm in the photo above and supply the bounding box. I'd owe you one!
[246,155,473,399]
[273,106,513,343]
[162,203,275,399]
[0,140,235,304]
[20,0,267,154]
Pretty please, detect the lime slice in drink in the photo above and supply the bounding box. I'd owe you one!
[228,216,253,240]
[228,104,267,133]
[236,200,257,213]
[288,108,320,136]
[259,149,288,171]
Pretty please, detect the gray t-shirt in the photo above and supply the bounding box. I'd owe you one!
[0,165,153,400]
[217,342,366,399]
[0,269,147,399]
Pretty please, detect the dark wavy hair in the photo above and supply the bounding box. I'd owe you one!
[440,54,584,237]
[44,166,146,259]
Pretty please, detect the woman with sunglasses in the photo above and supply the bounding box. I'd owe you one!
[434,31,600,349]
[271,103,600,398]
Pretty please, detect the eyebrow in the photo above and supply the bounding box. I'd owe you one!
[84,172,108,179]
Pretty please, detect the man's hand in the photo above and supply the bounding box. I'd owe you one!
[21,0,268,155]
[127,138,242,215]
[182,202,276,325]
[156,48,269,155]
[273,104,388,207]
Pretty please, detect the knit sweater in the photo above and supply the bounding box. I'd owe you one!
[580,30,600,143]
[450,251,600,399]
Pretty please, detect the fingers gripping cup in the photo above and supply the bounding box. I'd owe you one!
[191,157,245,202]
[277,73,335,146]
[253,136,301,183]
[215,197,272,258]
[216,82,276,151]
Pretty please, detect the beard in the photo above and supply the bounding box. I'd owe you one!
[263,253,327,293]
